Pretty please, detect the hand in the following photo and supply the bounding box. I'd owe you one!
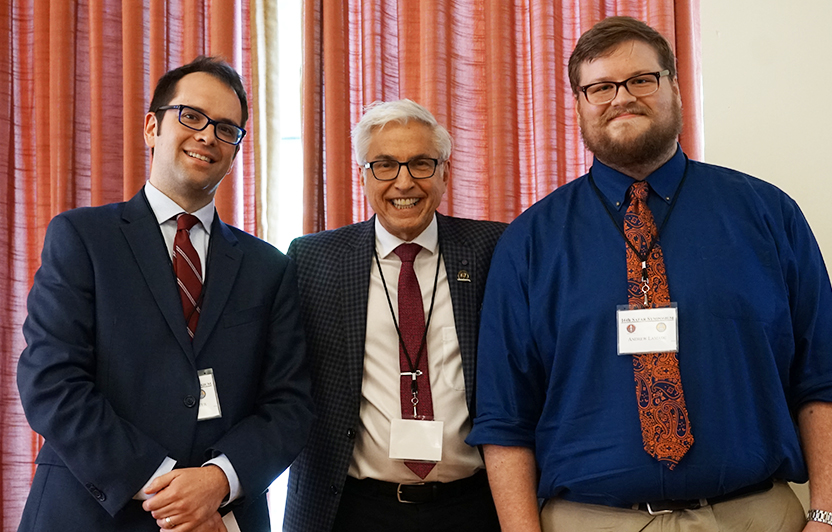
[142,466,230,532]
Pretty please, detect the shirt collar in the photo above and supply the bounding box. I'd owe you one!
[144,181,215,234]
[590,144,686,211]
[374,214,439,259]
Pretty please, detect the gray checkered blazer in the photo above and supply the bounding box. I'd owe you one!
[283,213,506,532]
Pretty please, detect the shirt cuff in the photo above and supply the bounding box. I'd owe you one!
[133,456,177,500]
[204,454,242,505]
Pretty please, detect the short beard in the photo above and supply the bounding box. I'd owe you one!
[580,101,683,170]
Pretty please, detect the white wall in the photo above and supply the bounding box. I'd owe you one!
[700,0,832,274]
[700,1,832,508]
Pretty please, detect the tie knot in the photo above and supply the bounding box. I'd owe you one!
[628,181,650,203]
[394,243,422,263]
[177,213,200,232]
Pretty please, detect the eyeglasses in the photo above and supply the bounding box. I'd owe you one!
[362,158,441,181]
[579,70,670,105]
[155,104,247,146]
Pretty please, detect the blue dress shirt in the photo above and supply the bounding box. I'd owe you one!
[467,147,832,506]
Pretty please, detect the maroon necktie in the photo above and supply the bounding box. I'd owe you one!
[174,214,203,340]
[625,181,693,469]
[394,243,435,479]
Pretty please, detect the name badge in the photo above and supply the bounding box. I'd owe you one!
[617,304,679,355]
[197,368,222,420]
[389,419,443,463]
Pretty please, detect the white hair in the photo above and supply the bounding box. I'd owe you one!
[351,99,452,164]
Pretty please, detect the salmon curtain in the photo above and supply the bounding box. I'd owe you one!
[0,0,259,527]
[302,0,702,232]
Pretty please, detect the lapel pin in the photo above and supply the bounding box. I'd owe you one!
[456,270,471,282]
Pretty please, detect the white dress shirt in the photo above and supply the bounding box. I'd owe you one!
[348,215,484,483]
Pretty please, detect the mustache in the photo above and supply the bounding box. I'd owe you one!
[603,105,649,122]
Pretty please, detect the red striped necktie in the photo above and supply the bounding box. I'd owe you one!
[174,213,202,340]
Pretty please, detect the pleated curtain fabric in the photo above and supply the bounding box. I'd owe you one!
[301,0,703,233]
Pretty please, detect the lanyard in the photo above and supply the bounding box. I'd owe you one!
[373,244,442,399]
[588,157,689,305]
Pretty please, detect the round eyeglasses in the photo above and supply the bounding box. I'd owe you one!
[362,158,441,181]
[579,70,670,105]
[155,104,246,146]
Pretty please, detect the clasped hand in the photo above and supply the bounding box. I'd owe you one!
[142,466,230,532]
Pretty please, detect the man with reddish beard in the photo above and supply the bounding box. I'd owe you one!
[468,16,832,532]
[17,56,313,531]
[284,100,505,532]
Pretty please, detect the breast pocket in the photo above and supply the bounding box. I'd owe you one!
[440,326,467,392]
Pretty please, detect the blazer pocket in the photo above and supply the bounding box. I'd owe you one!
[223,305,265,328]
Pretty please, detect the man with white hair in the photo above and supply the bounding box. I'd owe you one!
[284,99,505,531]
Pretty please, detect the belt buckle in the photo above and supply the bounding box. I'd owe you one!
[645,502,674,516]
[396,482,425,504]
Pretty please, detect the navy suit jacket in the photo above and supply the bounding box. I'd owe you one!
[17,190,314,531]
[283,213,506,531]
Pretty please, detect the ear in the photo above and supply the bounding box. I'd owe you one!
[224,157,236,177]
[671,76,682,105]
[441,160,451,185]
[143,112,158,149]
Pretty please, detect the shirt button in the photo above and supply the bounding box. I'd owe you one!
[184,395,197,408]
[346,428,356,439]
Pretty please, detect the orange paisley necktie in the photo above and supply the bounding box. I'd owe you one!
[624,181,693,469]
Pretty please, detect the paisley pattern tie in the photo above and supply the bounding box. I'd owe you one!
[625,181,693,469]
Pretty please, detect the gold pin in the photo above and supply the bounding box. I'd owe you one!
[457,270,471,282]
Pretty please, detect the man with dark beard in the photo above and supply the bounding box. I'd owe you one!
[466,16,832,532]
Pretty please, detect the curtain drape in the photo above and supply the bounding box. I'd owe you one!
[302,0,702,232]
[0,1,257,527]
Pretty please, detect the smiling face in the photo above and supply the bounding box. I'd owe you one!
[576,40,682,177]
[144,72,243,212]
[362,121,449,241]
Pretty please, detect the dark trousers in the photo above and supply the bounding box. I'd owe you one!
[332,472,501,532]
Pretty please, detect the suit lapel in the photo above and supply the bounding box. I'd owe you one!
[342,220,375,399]
[437,214,478,409]
[121,190,194,358]
[193,216,242,356]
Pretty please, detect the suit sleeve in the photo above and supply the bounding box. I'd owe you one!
[206,255,315,503]
[17,214,169,516]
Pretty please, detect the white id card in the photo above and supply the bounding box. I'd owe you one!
[222,511,240,532]
[197,368,222,420]
[617,304,679,355]
[389,419,443,462]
